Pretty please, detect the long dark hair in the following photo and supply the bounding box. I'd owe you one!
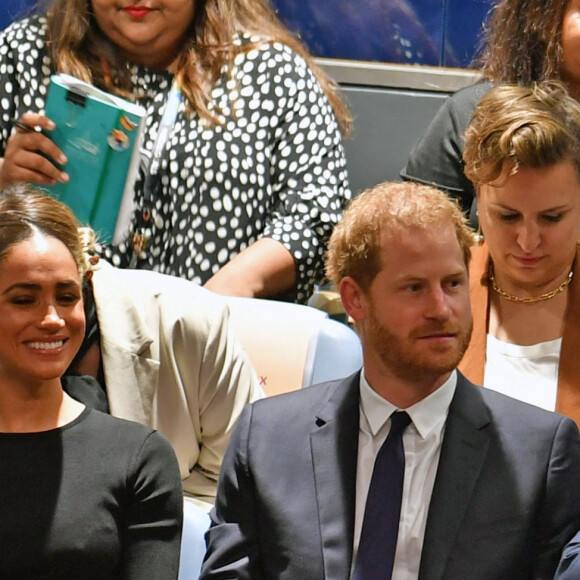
[477,0,569,84]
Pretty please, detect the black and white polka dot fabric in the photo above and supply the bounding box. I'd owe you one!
[0,16,351,302]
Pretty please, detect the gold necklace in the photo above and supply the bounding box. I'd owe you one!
[489,265,574,303]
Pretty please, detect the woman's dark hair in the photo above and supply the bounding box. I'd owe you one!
[477,0,569,84]
[0,184,86,278]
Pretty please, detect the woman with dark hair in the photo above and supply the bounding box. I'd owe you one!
[0,0,352,303]
[0,184,182,579]
[401,0,580,223]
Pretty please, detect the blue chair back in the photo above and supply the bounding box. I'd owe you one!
[224,296,362,396]
[178,501,211,580]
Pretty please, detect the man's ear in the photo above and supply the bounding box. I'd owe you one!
[339,276,368,323]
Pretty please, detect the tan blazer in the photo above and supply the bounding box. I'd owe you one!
[459,243,580,426]
[91,261,263,509]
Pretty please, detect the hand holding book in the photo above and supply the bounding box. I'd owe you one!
[42,74,146,243]
[1,75,145,244]
[1,111,70,188]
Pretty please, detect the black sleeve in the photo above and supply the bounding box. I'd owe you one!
[258,45,351,303]
[201,405,263,580]
[534,417,580,577]
[400,81,492,217]
[121,431,184,580]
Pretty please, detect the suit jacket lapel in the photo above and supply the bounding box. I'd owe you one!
[419,374,491,580]
[311,373,360,580]
[90,263,159,424]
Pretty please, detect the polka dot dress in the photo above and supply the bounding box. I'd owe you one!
[0,16,351,302]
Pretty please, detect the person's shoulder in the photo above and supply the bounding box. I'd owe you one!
[1,14,46,44]
[446,80,492,113]
[81,410,177,474]
[233,35,310,76]
[234,374,358,449]
[93,259,220,303]
[458,376,577,435]
[83,408,176,451]
[259,40,304,62]
[83,407,156,439]
[251,372,359,419]
[479,385,554,415]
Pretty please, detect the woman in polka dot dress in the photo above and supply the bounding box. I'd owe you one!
[0,0,352,303]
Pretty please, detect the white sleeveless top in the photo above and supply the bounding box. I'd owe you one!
[483,334,562,411]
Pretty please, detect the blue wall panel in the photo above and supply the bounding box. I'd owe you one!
[273,0,492,68]
[444,0,493,67]
[274,0,444,66]
[0,0,35,31]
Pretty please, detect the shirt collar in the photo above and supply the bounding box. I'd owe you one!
[360,369,457,440]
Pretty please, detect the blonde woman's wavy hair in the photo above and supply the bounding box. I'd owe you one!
[463,81,580,185]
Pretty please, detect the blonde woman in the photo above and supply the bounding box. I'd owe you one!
[460,82,580,424]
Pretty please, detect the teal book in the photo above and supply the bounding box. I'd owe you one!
[43,74,145,243]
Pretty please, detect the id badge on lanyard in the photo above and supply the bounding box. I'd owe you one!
[130,80,182,266]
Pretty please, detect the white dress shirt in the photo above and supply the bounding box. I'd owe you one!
[353,370,457,580]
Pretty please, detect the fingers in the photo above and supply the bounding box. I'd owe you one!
[4,132,69,186]
[17,112,56,133]
[1,113,69,187]
[5,145,69,186]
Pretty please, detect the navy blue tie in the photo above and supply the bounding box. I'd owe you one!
[353,411,411,580]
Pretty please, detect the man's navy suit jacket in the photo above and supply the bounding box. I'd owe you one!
[202,371,580,579]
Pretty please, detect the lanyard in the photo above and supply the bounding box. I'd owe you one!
[131,80,182,263]
[148,80,182,179]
